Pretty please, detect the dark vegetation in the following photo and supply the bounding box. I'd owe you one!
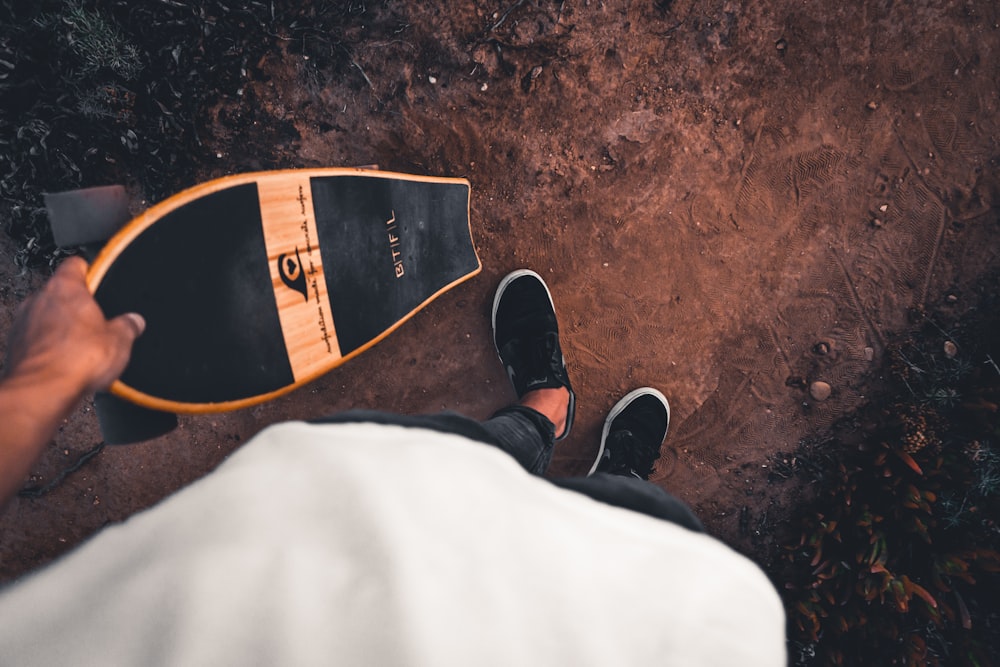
[773,283,1000,666]
[0,0,369,268]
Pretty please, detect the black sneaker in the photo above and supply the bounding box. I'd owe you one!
[492,269,575,440]
[589,388,670,479]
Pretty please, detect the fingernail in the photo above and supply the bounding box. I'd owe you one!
[127,313,146,335]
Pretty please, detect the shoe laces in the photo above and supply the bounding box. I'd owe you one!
[518,331,565,387]
[602,429,659,479]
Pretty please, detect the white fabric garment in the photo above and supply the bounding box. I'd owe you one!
[0,422,786,666]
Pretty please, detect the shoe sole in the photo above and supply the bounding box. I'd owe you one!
[492,269,575,440]
[588,387,670,476]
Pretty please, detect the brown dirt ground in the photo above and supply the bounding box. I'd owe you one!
[3,0,1000,583]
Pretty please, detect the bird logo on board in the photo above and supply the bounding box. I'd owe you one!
[277,247,309,302]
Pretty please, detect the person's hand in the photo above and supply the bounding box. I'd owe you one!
[0,256,144,508]
[3,256,144,396]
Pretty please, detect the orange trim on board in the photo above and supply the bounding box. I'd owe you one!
[89,169,480,415]
[86,168,469,289]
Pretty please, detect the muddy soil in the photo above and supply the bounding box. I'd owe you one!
[3,0,1000,582]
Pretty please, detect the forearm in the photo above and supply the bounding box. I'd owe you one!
[0,370,85,507]
[0,257,143,511]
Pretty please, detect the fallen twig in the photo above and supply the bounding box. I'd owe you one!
[18,441,106,499]
[986,355,1000,377]
[351,59,373,88]
[491,0,527,32]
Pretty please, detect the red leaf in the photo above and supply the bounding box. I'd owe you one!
[895,449,924,475]
[906,578,938,609]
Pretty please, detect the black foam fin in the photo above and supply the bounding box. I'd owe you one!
[44,185,131,249]
[95,392,177,445]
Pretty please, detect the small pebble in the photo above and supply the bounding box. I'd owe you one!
[810,381,832,401]
[879,204,888,212]
[775,38,787,52]
[944,341,958,358]
[813,341,830,355]
[946,294,958,303]
[864,346,874,361]
[866,101,878,111]
[428,75,437,84]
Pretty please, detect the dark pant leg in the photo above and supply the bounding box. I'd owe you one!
[309,407,556,475]
[552,474,705,533]
[310,408,701,531]
[478,405,556,475]
[310,409,499,443]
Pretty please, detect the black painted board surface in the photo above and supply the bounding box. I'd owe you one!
[310,176,475,355]
[94,184,294,403]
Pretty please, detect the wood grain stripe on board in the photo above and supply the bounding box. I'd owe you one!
[258,174,342,379]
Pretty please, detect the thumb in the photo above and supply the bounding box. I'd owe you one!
[90,313,145,391]
[108,312,146,343]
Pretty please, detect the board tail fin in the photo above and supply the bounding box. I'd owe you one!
[44,186,132,255]
[95,392,177,445]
